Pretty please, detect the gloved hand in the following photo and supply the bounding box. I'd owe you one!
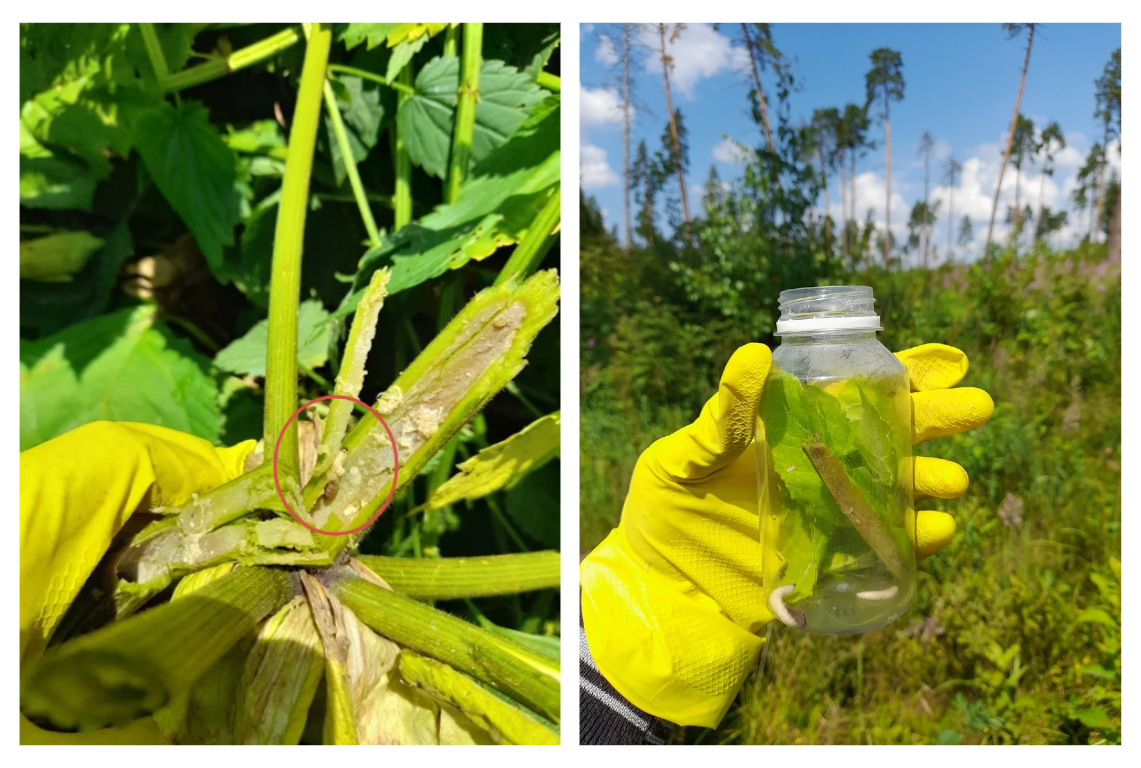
[580,343,994,728]
[20,422,255,744]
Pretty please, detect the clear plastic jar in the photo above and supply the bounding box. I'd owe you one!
[757,286,915,635]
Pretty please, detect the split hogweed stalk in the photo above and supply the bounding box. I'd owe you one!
[20,22,561,745]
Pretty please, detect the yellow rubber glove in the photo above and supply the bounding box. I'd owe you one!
[20,421,256,744]
[580,343,993,728]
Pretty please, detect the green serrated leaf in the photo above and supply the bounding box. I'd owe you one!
[340,98,559,306]
[426,411,560,510]
[19,305,220,451]
[400,56,548,179]
[214,299,331,378]
[133,99,241,275]
[385,36,428,83]
[338,23,401,51]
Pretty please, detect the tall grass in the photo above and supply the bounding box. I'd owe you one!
[580,243,1121,744]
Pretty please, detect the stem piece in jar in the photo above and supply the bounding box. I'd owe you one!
[801,441,906,581]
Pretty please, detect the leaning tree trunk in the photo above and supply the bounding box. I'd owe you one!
[986,24,1035,255]
[922,150,930,268]
[742,24,776,156]
[1094,119,1110,244]
[947,186,954,264]
[658,24,693,249]
[819,149,831,249]
[1013,163,1022,244]
[1035,158,1048,243]
[850,147,857,263]
[1107,187,1121,259]
[838,147,848,261]
[883,89,892,269]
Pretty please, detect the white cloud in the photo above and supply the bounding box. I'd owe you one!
[596,33,619,66]
[580,23,593,40]
[580,85,627,128]
[581,143,620,190]
[713,136,752,165]
[638,23,749,99]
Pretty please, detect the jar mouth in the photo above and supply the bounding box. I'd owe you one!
[776,285,880,335]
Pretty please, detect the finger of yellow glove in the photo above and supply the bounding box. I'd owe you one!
[19,422,256,668]
[896,343,969,392]
[916,509,956,557]
[911,388,994,444]
[914,456,969,500]
[650,343,772,481]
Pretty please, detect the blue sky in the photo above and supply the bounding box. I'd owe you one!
[580,23,1121,262]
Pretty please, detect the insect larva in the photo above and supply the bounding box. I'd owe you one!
[856,585,899,601]
[769,584,807,628]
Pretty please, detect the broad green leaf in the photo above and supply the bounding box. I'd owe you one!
[225,120,286,157]
[19,23,136,103]
[20,221,134,336]
[133,100,241,275]
[505,462,560,548]
[400,55,548,179]
[426,411,560,510]
[338,98,559,309]
[20,232,104,282]
[19,305,220,451]
[324,75,383,186]
[385,36,427,83]
[214,300,332,377]
[19,129,98,210]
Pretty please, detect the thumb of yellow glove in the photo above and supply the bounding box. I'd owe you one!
[581,344,773,728]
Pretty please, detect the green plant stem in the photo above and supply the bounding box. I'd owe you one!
[302,271,560,553]
[322,79,380,247]
[536,71,560,93]
[162,27,302,93]
[315,268,390,476]
[495,188,560,285]
[264,23,331,488]
[400,652,559,745]
[357,551,560,599]
[443,25,458,57]
[393,63,414,228]
[316,192,394,208]
[20,567,293,732]
[139,23,170,80]
[326,64,416,96]
[330,571,560,722]
[445,23,483,204]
